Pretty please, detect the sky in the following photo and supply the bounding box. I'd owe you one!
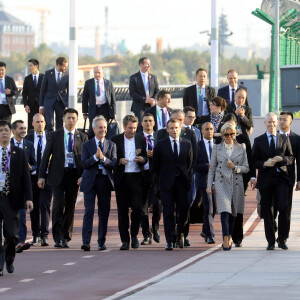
[3,0,272,53]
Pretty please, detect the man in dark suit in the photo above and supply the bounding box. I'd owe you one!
[217,69,249,106]
[183,106,201,143]
[252,112,293,250]
[129,57,159,127]
[194,122,215,244]
[0,120,33,276]
[139,113,161,245]
[25,113,53,247]
[277,111,300,239]
[0,61,18,123]
[38,108,88,248]
[144,90,172,132]
[82,66,116,138]
[39,57,69,132]
[11,120,36,253]
[153,118,193,250]
[226,88,253,135]
[22,59,44,132]
[81,115,117,251]
[111,115,148,250]
[183,68,216,126]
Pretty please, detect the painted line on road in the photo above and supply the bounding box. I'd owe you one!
[0,288,11,292]
[101,249,112,253]
[82,255,95,258]
[104,209,260,300]
[19,279,34,283]
[43,270,57,274]
[63,262,77,266]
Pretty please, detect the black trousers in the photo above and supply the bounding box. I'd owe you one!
[259,173,289,245]
[45,99,65,132]
[141,171,161,237]
[51,169,79,242]
[88,103,110,139]
[0,195,19,269]
[27,102,39,133]
[115,173,143,243]
[160,177,189,244]
[0,104,12,123]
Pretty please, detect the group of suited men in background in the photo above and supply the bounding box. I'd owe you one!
[0,55,299,275]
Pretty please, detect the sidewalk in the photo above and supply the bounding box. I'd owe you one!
[124,191,300,300]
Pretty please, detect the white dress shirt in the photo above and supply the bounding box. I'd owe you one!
[156,105,169,131]
[55,68,62,83]
[0,77,6,104]
[13,138,23,149]
[279,130,290,136]
[94,78,107,105]
[93,136,107,175]
[229,85,238,103]
[196,84,209,116]
[140,70,149,97]
[32,72,39,83]
[169,136,180,155]
[31,131,47,175]
[124,136,139,173]
[203,138,214,162]
[64,127,76,168]
[143,131,154,171]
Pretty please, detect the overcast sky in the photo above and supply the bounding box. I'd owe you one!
[4,0,271,53]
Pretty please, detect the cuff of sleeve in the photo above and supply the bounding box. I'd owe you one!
[251,177,256,180]
[40,106,44,109]
[93,155,99,161]
[103,156,106,162]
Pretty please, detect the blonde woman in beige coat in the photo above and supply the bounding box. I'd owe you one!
[207,123,249,250]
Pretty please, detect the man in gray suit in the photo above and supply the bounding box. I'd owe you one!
[39,57,69,132]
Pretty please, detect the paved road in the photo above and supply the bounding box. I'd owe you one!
[0,189,258,300]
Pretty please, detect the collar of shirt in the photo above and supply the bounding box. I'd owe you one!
[32,73,39,80]
[35,131,44,138]
[55,68,62,79]
[182,124,191,130]
[169,136,179,143]
[13,138,23,147]
[94,136,105,144]
[156,104,166,111]
[124,135,135,142]
[266,131,277,139]
[203,138,213,145]
[279,130,290,136]
[143,131,153,138]
[0,144,10,152]
[196,83,205,90]
[94,78,104,84]
[64,127,76,136]
[229,85,238,91]
[140,70,148,77]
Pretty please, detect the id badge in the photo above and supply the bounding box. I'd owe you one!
[237,125,242,135]
[66,152,74,164]
[98,163,104,169]
[0,173,6,191]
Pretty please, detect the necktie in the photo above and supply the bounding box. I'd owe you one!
[231,88,235,103]
[161,108,166,128]
[197,87,203,117]
[96,80,101,97]
[2,147,10,195]
[0,78,4,93]
[37,135,42,172]
[147,135,152,150]
[173,140,178,158]
[16,142,21,147]
[98,140,103,152]
[68,132,74,169]
[270,135,276,157]
[208,140,212,160]
[34,75,37,87]
[57,73,61,84]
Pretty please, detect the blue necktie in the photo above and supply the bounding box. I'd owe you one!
[34,75,37,87]
[57,73,61,84]
[96,80,100,97]
[208,140,212,160]
[37,135,42,172]
[68,132,74,169]
[98,140,103,152]
[161,109,166,128]
[0,79,4,93]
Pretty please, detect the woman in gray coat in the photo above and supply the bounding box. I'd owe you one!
[206,123,249,250]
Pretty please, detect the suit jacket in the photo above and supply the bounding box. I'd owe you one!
[226,101,253,135]
[8,145,33,210]
[217,85,249,106]
[22,73,44,109]
[129,71,159,115]
[38,128,88,186]
[80,138,117,193]
[144,105,173,132]
[153,137,193,191]
[39,68,69,107]
[111,133,148,185]
[10,138,37,173]
[82,78,116,120]
[1,75,18,115]
[157,127,197,165]
[252,132,294,190]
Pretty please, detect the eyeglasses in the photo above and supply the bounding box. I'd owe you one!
[186,116,196,119]
[223,133,235,138]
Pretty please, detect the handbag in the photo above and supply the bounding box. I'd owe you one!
[106,119,120,140]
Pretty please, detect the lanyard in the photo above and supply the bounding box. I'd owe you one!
[144,134,154,149]
[64,132,74,152]
[156,107,168,127]
[197,86,205,101]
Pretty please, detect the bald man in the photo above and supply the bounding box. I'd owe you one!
[82,66,116,138]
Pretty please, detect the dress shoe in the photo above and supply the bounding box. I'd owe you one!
[0,269,3,276]
[54,240,63,248]
[152,231,160,243]
[16,242,31,253]
[176,233,184,249]
[62,240,70,248]
[31,236,40,246]
[200,232,207,239]
[81,243,90,251]
[165,242,173,251]
[98,242,107,251]
[266,244,275,250]
[6,264,14,274]
[131,237,139,249]
[184,239,191,247]
[234,241,242,247]
[141,236,152,245]
[41,237,49,247]
[120,242,129,250]
[206,237,216,244]
[278,241,288,250]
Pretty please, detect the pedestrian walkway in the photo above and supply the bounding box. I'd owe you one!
[123,191,300,300]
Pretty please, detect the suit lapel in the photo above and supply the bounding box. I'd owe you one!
[73,130,81,155]
[200,140,209,163]
[149,74,153,95]
[137,72,146,96]
[134,134,140,152]
[104,79,110,104]
[119,133,125,158]
[103,139,109,155]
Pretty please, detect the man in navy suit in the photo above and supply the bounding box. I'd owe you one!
[194,122,215,244]
[11,120,36,253]
[22,59,44,132]
[0,61,18,123]
[153,118,193,250]
[39,57,68,132]
[82,66,116,138]
[80,115,117,251]
[129,57,159,128]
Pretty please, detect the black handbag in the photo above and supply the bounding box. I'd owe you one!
[106,119,120,140]
[78,119,88,136]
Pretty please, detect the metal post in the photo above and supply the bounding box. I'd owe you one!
[69,0,78,109]
[211,0,219,90]
[274,0,280,112]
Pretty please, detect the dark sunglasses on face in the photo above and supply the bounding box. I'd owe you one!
[223,133,235,138]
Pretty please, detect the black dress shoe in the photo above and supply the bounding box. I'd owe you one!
[176,233,184,249]
[234,241,242,247]
[165,242,173,251]
[16,242,31,253]
[141,236,152,245]
[120,242,129,250]
[206,237,216,244]
[81,243,90,251]
[0,269,3,276]
[98,242,107,251]
[153,231,160,243]
[200,232,207,239]
[41,237,49,247]
[62,240,70,248]
[54,240,63,248]
[131,237,139,249]
[278,241,288,250]
[266,244,275,250]
[31,236,40,246]
[6,264,14,274]
[184,239,191,247]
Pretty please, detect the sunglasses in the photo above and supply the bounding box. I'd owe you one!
[223,133,235,138]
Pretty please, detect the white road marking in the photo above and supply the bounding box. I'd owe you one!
[63,262,77,266]
[19,279,34,283]
[43,270,57,274]
[82,255,95,258]
[101,249,111,253]
[0,288,11,292]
